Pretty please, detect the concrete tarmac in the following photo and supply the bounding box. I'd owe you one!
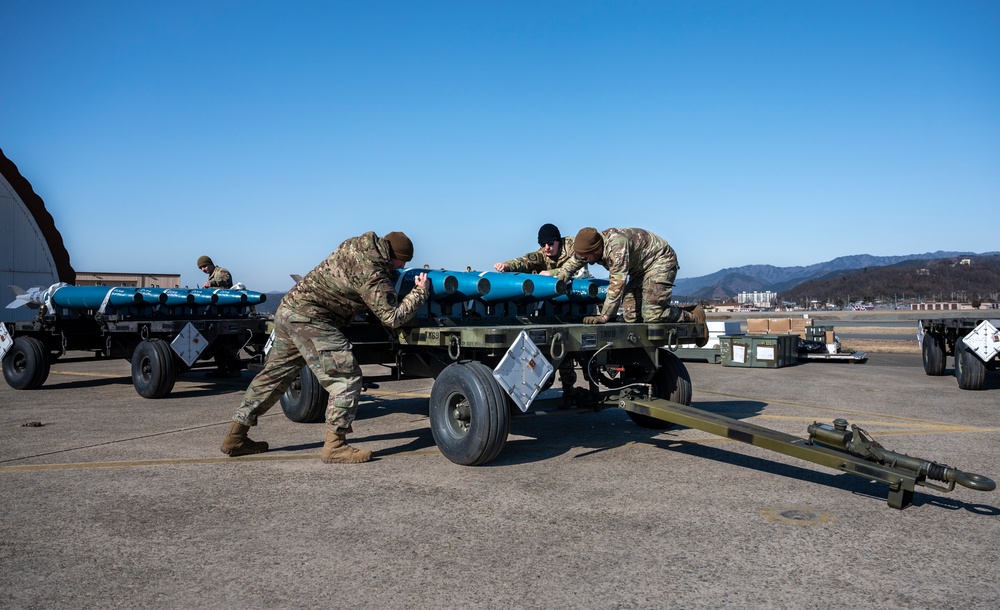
[1,352,999,609]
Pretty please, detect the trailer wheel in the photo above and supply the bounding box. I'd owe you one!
[954,338,985,391]
[131,339,177,398]
[430,361,510,465]
[626,350,692,430]
[280,366,329,423]
[921,332,946,376]
[2,336,51,390]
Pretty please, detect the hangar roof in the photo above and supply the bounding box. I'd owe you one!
[0,147,75,284]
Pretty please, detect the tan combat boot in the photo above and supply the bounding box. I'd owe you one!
[220,422,269,456]
[321,428,373,464]
[682,304,709,347]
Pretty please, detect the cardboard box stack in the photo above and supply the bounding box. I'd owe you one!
[789,318,810,338]
[746,317,813,338]
[767,318,791,334]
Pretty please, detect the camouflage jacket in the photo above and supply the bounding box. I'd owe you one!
[502,236,577,275]
[557,228,677,318]
[280,232,429,328]
[207,267,233,288]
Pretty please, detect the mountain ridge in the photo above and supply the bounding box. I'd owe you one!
[674,251,998,300]
[254,251,999,314]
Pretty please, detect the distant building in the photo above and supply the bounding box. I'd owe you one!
[75,272,180,288]
[737,290,777,309]
[911,302,961,311]
[709,302,743,313]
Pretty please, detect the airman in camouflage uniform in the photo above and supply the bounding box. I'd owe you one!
[197,255,233,289]
[197,255,239,376]
[220,231,430,463]
[557,227,704,333]
[494,223,589,395]
[493,223,590,278]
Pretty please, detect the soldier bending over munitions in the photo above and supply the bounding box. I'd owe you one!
[493,223,589,278]
[557,227,707,345]
[220,231,429,463]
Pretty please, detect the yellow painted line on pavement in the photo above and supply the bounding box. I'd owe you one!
[4,422,996,473]
[0,446,444,473]
[695,388,992,429]
[49,370,124,379]
[5,385,993,473]
[365,389,431,399]
[0,454,316,472]
[736,413,993,434]
[634,425,1000,447]
[372,387,999,436]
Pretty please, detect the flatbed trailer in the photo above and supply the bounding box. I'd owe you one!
[797,350,868,363]
[2,284,271,398]
[918,317,1000,390]
[278,313,705,431]
[674,345,868,364]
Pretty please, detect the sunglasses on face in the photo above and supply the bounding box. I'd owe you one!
[539,240,559,247]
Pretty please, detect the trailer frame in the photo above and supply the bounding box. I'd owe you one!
[918,317,1000,390]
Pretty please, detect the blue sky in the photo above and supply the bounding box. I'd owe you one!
[3,1,998,292]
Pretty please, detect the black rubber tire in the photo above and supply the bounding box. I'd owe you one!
[626,350,692,429]
[921,332,946,376]
[131,339,177,399]
[954,338,986,391]
[464,361,512,465]
[429,361,511,466]
[2,336,51,390]
[280,365,329,423]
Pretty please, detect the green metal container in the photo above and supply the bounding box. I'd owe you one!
[805,325,833,343]
[719,334,798,368]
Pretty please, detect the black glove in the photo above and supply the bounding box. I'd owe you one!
[582,315,606,325]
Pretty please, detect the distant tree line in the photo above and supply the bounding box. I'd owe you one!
[781,256,1000,307]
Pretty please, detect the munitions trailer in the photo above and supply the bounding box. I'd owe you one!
[279,313,704,466]
[268,270,994,508]
[2,284,271,398]
[918,317,1000,390]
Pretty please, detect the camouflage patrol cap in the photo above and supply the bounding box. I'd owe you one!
[537,223,561,245]
[573,228,603,256]
[197,255,213,268]
[384,231,414,262]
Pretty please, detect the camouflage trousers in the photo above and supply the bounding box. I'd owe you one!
[620,263,678,323]
[233,307,362,432]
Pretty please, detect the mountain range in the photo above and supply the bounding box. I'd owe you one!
[254,250,998,314]
[674,251,999,301]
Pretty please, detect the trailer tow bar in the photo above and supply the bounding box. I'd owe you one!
[618,393,995,509]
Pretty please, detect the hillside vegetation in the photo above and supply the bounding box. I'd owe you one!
[780,255,1000,306]
[673,250,974,299]
[255,255,1000,313]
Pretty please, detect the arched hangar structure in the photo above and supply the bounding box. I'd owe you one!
[1,147,76,322]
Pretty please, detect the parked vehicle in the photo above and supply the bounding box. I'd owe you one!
[918,317,1000,390]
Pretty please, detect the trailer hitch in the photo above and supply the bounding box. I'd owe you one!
[618,394,996,509]
[808,419,996,497]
